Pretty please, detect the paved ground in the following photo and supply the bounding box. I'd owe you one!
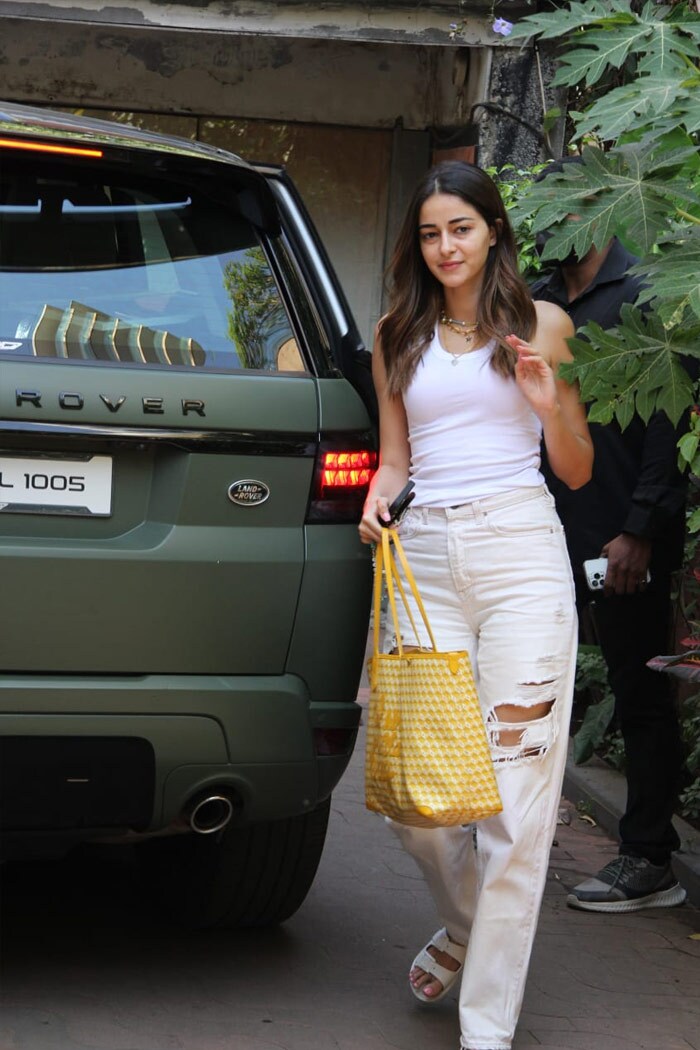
[352,690,700,1050]
[521,796,700,1049]
[0,712,698,1050]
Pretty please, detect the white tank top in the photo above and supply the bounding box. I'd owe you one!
[403,330,544,507]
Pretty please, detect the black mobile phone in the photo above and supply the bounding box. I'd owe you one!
[381,480,415,527]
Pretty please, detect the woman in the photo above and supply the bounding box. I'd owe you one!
[359,160,593,1050]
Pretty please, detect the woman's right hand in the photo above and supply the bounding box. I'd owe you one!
[358,494,392,544]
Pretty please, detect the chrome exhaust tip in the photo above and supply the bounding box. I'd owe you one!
[186,793,235,835]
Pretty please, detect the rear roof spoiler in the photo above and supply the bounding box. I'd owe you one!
[0,99,281,235]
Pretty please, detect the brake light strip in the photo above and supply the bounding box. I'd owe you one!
[0,137,103,158]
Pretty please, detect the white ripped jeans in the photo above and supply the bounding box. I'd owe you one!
[385,486,577,1050]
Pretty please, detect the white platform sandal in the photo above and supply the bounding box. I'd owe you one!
[409,927,466,1003]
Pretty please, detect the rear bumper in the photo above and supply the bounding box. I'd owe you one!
[0,673,361,840]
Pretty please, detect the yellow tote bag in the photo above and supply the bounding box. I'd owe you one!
[365,527,502,827]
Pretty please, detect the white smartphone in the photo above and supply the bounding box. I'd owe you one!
[583,557,651,592]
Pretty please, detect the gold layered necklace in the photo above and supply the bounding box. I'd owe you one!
[439,312,480,364]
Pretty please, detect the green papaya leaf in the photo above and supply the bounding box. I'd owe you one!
[509,2,629,44]
[553,25,659,89]
[514,0,700,90]
[631,229,700,324]
[564,305,697,428]
[514,144,700,260]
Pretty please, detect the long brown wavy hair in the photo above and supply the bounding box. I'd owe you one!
[379,160,537,396]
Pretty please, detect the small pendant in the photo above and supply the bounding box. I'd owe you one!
[451,357,459,366]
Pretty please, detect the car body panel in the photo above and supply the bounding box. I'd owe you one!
[0,673,347,827]
[0,101,375,872]
[0,362,319,674]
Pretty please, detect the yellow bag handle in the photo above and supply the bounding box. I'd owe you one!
[372,527,438,660]
[381,530,420,657]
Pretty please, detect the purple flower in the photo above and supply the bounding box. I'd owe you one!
[492,17,513,36]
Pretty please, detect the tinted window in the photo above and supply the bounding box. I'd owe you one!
[0,159,305,373]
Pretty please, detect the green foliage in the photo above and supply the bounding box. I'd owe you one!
[561,304,697,428]
[484,163,547,278]
[646,497,700,823]
[631,226,700,328]
[511,0,700,427]
[224,246,282,369]
[574,694,616,764]
[573,77,700,142]
[679,408,700,487]
[551,7,698,92]
[679,777,700,822]
[511,0,700,134]
[575,644,611,693]
[674,685,700,827]
[573,646,616,764]
[601,728,626,771]
[513,0,700,822]
[510,1,634,40]
[511,142,700,259]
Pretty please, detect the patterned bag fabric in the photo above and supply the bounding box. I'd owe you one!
[365,528,502,827]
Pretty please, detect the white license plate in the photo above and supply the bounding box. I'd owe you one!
[0,454,113,516]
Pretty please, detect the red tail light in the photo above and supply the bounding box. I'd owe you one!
[321,451,375,493]
[307,441,377,523]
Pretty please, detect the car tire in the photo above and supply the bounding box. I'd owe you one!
[140,797,331,929]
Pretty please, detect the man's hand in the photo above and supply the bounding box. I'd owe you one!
[601,533,652,596]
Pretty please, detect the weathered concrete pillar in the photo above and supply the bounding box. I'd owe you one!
[476,42,566,169]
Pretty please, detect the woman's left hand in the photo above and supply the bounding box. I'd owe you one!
[506,334,558,419]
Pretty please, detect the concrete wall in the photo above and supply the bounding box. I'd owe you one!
[0,17,481,131]
[0,0,537,47]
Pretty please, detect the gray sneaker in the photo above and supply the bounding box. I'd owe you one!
[567,856,687,913]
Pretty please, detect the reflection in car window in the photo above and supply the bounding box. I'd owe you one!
[225,246,303,372]
[0,163,306,373]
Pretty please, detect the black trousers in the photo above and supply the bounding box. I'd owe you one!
[576,574,684,865]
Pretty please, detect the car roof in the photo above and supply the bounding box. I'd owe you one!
[0,100,281,233]
[0,99,253,171]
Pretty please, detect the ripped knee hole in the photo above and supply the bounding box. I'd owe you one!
[488,689,557,758]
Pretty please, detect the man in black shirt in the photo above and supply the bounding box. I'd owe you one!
[533,214,687,912]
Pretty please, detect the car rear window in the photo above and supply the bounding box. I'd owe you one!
[0,157,305,374]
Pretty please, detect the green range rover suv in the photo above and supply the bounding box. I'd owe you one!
[0,101,377,928]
